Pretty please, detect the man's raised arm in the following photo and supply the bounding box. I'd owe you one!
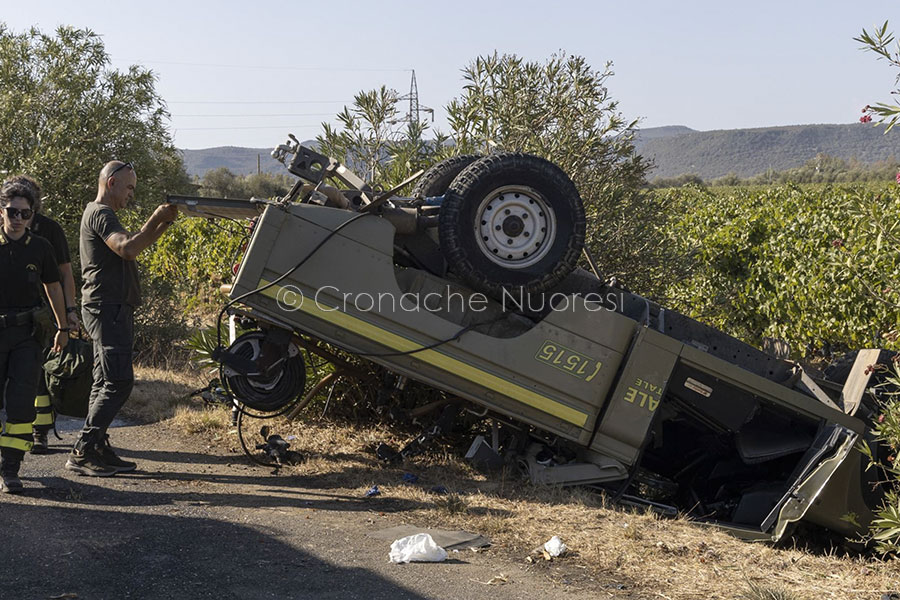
[104,203,178,260]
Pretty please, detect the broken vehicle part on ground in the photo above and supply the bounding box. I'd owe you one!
[170,138,893,544]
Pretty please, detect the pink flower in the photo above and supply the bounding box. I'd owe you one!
[896,171,900,184]
[860,114,873,123]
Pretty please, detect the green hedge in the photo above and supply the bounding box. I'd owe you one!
[143,217,245,310]
[656,183,900,355]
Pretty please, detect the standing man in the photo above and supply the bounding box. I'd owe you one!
[0,182,68,493]
[66,161,178,477]
[1,175,80,454]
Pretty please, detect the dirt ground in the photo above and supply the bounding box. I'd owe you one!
[7,357,900,600]
[4,417,619,600]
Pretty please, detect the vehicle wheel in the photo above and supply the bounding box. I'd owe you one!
[401,156,480,274]
[439,153,586,298]
[223,331,306,412]
[411,155,481,198]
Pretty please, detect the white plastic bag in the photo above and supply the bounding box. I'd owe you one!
[543,535,567,557]
[389,533,449,563]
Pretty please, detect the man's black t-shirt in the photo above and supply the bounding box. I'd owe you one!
[80,202,141,307]
[30,213,70,266]
[0,229,60,311]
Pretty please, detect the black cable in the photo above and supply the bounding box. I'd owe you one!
[353,323,478,358]
[303,350,330,371]
[214,211,371,351]
[216,210,373,429]
[202,214,255,272]
[236,409,279,468]
[207,217,245,236]
[232,391,308,420]
[230,234,250,266]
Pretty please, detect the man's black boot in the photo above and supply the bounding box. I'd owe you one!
[0,455,24,494]
[97,434,137,473]
[65,433,116,477]
[30,428,49,454]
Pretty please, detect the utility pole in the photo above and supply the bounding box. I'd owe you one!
[397,69,433,126]
[408,70,419,126]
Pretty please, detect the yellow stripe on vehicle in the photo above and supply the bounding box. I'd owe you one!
[258,282,588,427]
[0,436,32,452]
[5,422,33,435]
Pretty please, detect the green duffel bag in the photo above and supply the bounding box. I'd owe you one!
[43,338,94,418]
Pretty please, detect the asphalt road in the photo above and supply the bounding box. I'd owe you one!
[2,418,606,600]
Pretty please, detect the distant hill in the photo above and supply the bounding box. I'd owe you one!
[634,125,697,140]
[181,146,283,177]
[634,123,900,180]
[180,124,900,182]
[180,140,319,177]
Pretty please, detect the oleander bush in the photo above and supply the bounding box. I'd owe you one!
[655,182,900,355]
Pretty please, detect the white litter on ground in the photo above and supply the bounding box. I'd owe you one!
[543,536,567,557]
[389,533,449,564]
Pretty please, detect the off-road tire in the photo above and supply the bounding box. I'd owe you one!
[439,153,586,298]
[411,155,481,198]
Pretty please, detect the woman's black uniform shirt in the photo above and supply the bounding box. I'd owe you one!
[0,229,60,311]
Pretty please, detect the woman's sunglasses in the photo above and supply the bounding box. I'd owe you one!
[2,206,35,220]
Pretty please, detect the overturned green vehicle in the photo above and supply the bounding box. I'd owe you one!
[171,139,892,543]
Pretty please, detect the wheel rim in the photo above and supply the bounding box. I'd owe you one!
[475,185,555,269]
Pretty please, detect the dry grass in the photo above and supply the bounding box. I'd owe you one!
[172,404,232,434]
[243,418,900,600]
[742,581,800,600]
[126,365,208,423]
[130,364,234,435]
[140,371,900,599]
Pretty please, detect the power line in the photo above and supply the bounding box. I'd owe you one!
[116,58,410,73]
[172,113,337,117]
[174,125,326,131]
[168,100,350,104]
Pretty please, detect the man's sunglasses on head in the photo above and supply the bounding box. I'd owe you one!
[2,206,34,220]
[108,161,135,178]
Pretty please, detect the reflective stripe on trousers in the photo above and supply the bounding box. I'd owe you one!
[33,394,54,426]
[1,421,33,452]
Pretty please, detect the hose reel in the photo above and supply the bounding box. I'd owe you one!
[222,330,306,412]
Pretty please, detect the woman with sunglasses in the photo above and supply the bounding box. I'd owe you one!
[0,182,68,493]
[2,174,80,454]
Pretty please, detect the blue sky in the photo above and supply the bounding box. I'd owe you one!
[4,0,899,148]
